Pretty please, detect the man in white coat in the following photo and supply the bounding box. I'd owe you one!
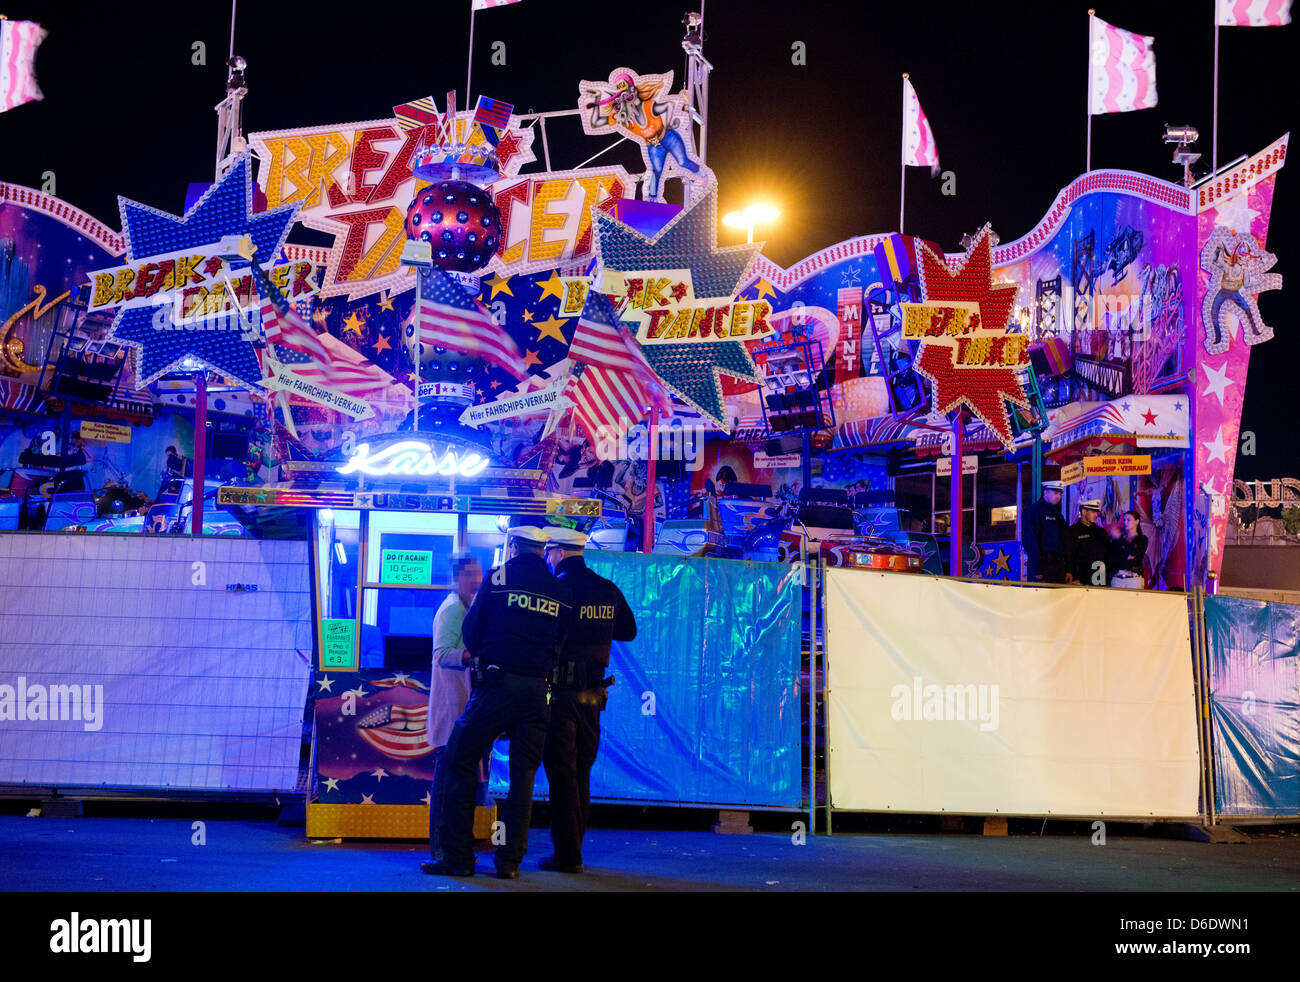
[426,553,484,864]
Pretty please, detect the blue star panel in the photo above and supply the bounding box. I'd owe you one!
[110,154,299,388]
[594,185,763,425]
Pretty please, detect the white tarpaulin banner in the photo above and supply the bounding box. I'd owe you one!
[825,569,1200,818]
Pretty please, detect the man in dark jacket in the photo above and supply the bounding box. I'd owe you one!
[539,527,637,873]
[1066,498,1109,585]
[424,525,573,880]
[1024,480,1067,583]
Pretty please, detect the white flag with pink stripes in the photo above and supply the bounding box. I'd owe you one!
[1218,0,1293,25]
[902,77,940,176]
[0,19,45,114]
[1089,16,1158,115]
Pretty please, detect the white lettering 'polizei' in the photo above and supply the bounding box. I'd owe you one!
[337,441,489,479]
[49,912,151,962]
[889,676,1000,732]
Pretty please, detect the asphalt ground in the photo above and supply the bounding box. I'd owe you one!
[2,814,1298,892]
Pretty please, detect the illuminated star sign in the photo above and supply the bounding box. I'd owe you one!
[593,183,763,424]
[108,153,299,387]
[907,226,1030,450]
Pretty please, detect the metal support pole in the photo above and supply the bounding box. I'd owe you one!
[807,538,816,836]
[899,74,908,234]
[801,432,812,493]
[191,372,207,535]
[821,551,831,836]
[413,269,421,433]
[642,407,659,552]
[1212,19,1220,175]
[1086,10,1095,172]
[949,413,963,576]
[465,7,476,111]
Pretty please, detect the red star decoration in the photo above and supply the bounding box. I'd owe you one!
[912,227,1029,450]
[202,256,225,277]
[670,281,689,302]
[494,130,524,172]
[1141,408,1158,426]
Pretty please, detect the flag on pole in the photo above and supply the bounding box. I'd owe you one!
[415,268,529,379]
[472,0,523,10]
[901,77,940,176]
[1217,0,1292,25]
[473,95,513,130]
[0,19,46,114]
[1089,16,1158,114]
[251,264,394,397]
[567,293,671,450]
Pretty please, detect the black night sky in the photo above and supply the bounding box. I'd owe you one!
[4,0,1296,477]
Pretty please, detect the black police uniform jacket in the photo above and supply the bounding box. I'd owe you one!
[1023,497,1066,572]
[462,552,574,678]
[1066,520,1110,584]
[552,555,637,675]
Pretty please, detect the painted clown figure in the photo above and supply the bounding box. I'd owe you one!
[580,68,701,201]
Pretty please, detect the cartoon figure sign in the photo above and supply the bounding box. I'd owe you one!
[1199,226,1281,355]
[578,68,703,201]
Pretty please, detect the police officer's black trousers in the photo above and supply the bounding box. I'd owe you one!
[542,690,602,865]
[438,672,549,870]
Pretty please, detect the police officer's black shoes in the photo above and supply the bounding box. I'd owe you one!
[421,860,476,877]
[494,863,521,879]
[538,855,584,874]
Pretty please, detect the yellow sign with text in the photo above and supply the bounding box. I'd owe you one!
[78,421,132,444]
[1062,455,1151,484]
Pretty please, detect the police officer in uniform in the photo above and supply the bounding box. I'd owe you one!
[423,525,573,879]
[539,527,637,873]
[1023,479,1067,583]
[1065,498,1109,586]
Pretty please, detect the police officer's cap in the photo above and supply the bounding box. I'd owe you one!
[1080,499,1101,511]
[507,525,551,545]
[1041,480,1064,491]
[544,527,588,549]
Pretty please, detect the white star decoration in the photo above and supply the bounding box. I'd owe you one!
[317,676,335,693]
[322,777,340,793]
[371,767,388,782]
[1202,426,1231,465]
[1201,361,1235,405]
[361,793,375,804]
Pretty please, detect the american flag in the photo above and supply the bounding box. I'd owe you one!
[1218,0,1292,24]
[251,265,393,397]
[1089,16,1157,115]
[472,0,524,9]
[567,292,671,451]
[473,95,513,131]
[417,268,528,379]
[356,702,433,759]
[902,77,940,176]
[0,19,45,114]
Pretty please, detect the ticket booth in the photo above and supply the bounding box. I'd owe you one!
[219,436,600,838]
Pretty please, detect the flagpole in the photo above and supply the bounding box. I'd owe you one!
[413,269,421,433]
[1087,10,1095,172]
[466,3,477,111]
[1212,3,1220,174]
[900,73,908,234]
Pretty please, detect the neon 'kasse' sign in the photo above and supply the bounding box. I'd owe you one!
[337,441,490,478]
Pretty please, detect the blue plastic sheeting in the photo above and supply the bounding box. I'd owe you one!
[1205,595,1300,817]
[490,553,803,807]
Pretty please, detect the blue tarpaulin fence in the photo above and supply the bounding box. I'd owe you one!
[491,553,804,808]
[1205,595,1300,818]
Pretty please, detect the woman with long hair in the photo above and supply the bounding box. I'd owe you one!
[1107,509,1148,589]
